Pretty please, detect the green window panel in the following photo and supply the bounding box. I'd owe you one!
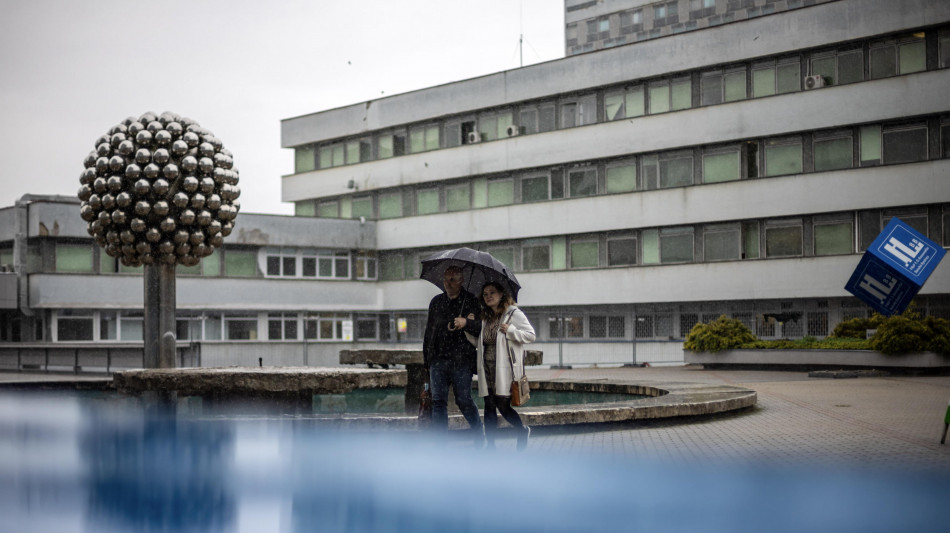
[340,197,352,219]
[331,144,344,167]
[702,152,739,183]
[814,137,853,172]
[201,251,220,276]
[472,178,488,208]
[177,262,201,276]
[723,71,746,102]
[345,141,360,164]
[486,247,514,271]
[295,145,315,173]
[56,244,93,273]
[351,197,373,219]
[409,128,425,153]
[671,79,691,111]
[317,201,339,218]
[641,229,659,265]
[752,68,775,97]
[521,176,549,202]
[743,222,760,259]
[812,56,836,84]
[487,180,514,207]
[625,87,645,117]
[776,63,800,94]
[100,312,117,340]
[522,244,550,271]
[648,84,669,114]
[607,238,637,266]
[479,116,498,141]
[379,255,404,280]
[446,186,470,212]
[860,125,882,164]
[605,93,624,120]
[552,237,567,270]
[660,229,693,263]
[119,262,143,274]
[571,241,598,268]
[568,170,597,197]
[899,40,926,74]
[318,146,332,169]
[99,248,116,273]
[815,222,853,256]
[378,136,394,159]
[120,315,144,341]
[416,189,439,215]
[425,125,440,151]
[496,114,513,139]
[704,227,740,261]
[606,165,637,193]
[378,193,403,219]
[765,144,803,176]
[295,201,315,217]
[660,157,693,188]
[225,250,258,277]
[765,226,803,257]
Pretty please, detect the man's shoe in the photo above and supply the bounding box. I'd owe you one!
[516,426,531,451]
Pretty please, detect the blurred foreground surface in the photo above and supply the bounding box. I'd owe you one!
[1,389,948,533]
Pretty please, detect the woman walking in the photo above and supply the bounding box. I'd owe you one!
[476,281,536,450]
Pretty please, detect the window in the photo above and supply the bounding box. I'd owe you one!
[620,9,643,33]
[409,124,440,153]
[56,243,93,273]
[701,69,746,105]
[605,86,645,120]
[486,246,515,271]
[643,151,693,189]
[317,251,350,279]
[415,188,439,215]
[317,200,339,218]
[224,249,258,277]
[559,94,597,128]
[355,315,379,340]
[814,216,854,256]
[568,168,597,197]
[295,145,315,173]
[653,1,679,26]
[704,223,740,261]
[522,240,551,271]
[549,315,584,338]
[478,112,513,142]
[765,219,803,257]
[860,125,882,166]
[882,125,928,164]
[378,192,403,219]
[764,138,803,176]
[351,196,373,220]
[940,31,950,69]
[648,78,691,114]
[752,58,800,97]
[680,313,699,338]
[295,201,315,217]
[265,248,297,277]
[641,229,660,265]
[883,209,928,237]
[869,34,926,79]
[519,103,556,134]
[702,148,740,183]
[590,316,625,338]
[690,0,716,19]
[487,178,514,207]
[660,227,693,263]
[635,314,654,338]
[318,143,344,169]
[607,236,637,266]
[355,252,377,280]
[570,239,599,268]
[304,313,348,341]
[446,184,470,212]
[810,49,864,86]
[268,313,298,340]
[807,311,828,337]
[606,162,637,193]
[379,254,404,281]
[56,310,94,341]
[521,175,550,203]
[225,313,258,340]
[743,221,760,259]
[814,134,853,172]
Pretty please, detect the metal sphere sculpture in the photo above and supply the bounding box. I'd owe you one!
[78,111,240,268]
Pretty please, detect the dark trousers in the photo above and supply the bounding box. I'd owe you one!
[483,391,524,444]
[429,358,482,431]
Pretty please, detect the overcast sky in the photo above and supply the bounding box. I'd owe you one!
[0,0,564,215]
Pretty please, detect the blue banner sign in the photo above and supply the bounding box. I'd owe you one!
[845,218,946,316]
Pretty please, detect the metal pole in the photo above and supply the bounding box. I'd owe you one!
[144,263,177,369]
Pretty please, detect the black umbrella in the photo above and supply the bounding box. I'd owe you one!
[420,247,522,301]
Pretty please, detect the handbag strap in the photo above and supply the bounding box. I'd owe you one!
[502,309,524,378]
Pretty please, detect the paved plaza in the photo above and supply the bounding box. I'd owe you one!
[3,365,950,472]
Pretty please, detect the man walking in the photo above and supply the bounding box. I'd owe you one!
[423,266,483,445]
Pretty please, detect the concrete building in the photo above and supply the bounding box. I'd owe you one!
[2,0,949,370]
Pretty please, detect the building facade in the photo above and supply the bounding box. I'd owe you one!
[2,0,949,369]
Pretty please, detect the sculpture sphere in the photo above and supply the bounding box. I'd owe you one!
[78,111,240,267]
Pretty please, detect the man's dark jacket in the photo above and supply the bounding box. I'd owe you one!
[423,289,482,368]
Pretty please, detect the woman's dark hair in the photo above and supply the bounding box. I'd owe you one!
[480,281,516,320]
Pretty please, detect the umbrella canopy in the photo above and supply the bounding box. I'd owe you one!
[420,247,521,301]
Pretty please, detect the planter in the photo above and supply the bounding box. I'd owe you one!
[684,349,950,370]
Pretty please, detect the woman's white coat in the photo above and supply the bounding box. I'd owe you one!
[476,305,536,398]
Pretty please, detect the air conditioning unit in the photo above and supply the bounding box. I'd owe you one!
[466,131,481,144]
[804,75,826,90]
[505,124,522,137]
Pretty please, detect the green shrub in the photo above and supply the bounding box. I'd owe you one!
[923,316,950,354]
[830,314,885,339]
[684,315,756,353]
[869,313,929,354]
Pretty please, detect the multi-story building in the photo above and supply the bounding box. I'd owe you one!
[2,0,949,370]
